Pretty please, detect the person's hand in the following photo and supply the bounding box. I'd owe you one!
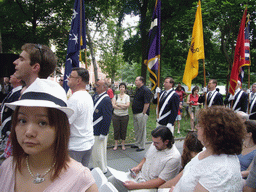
[156,87,161,93]
[131,166,140,174]
[123,180,138,190]
[99,134,106,141]
[169,186,175,192]
[202,87,207,93]
[228,94,235,101]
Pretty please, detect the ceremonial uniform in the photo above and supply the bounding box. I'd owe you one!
[157,89,179,132]
[198,89,223,107]
[224,88,248,112]
[249,92,256,120]
[91,92,112,173]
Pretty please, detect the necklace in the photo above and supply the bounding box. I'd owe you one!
[26,156,56,184]
[243,144,255,148]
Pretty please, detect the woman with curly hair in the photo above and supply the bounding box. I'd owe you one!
[160,106,245,191]
[180,131,203,170]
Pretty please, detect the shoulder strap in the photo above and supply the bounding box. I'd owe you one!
[94,94,109,111]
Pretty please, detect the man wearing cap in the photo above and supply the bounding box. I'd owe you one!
[224,80,248,112]
[67,67,94,167]
[91,80,112,173]
[13,43,57,87]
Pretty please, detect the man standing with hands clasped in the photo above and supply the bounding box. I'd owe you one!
[154,77,180,134]
[131,76,152,152]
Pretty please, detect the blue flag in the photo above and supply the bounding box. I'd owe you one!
[63,0,86,92]
[145,0,161,91]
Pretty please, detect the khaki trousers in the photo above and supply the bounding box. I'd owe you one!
[133,113,148,149]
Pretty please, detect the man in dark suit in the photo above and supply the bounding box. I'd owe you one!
[0,75,22,140]
[249,83,256,120]
[198,79,223,107]
[91,79,112,173]
[224,80,248,112]
[154,77,179,134]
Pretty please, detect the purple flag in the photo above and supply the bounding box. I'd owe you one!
[146,0,161,91]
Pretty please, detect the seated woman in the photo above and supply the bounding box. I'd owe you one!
[238,120,256,179]
[186,86,201,131]
[0,79,98,192]
[180,131,203,171]
[159,106,245,191]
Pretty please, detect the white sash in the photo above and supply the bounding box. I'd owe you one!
[208,91,218,107]
[93,94,109,126]
[250,96,256,114]
[157,90,175,121]
[233,91,243,110]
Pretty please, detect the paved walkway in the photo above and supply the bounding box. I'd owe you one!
[89,138,184,177]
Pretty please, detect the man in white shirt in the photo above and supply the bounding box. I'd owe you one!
[108,126,181,191]
[67,67,94,167]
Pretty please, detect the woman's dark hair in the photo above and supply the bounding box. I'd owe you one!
[192,86,199,95]
[197,106,245,155]
[245,120,256,144]
[119,82,127,89]
[11,107,70,181]
[181,131,203,169]
[151,126,174,148]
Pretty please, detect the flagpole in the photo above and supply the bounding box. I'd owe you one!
[246,14,251,113]
[157,56,160,118]
[203,59,207,107]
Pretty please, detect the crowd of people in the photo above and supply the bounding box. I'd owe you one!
[0,43,256,191]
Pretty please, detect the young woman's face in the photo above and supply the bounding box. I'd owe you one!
[15,107,56,156]
[119,85,126,93]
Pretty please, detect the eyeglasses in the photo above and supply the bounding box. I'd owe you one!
[35,44,44,64]
[69,75,80,79]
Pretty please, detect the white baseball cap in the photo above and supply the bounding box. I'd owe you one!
[6,78,74,118]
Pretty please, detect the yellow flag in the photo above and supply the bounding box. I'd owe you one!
[182,0,205,91]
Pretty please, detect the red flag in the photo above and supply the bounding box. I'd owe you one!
[229,8,247,95]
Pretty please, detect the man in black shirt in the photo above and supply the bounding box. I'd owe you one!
[131,76,152,152]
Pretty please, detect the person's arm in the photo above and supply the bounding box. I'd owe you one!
[159,170,183,188]
[131,158,146,174]
[112,97,122,110]
[119,101,130,109]
[123,178,165,190]
[86,183,99,192]
[142,103,150,115]
[244,186,256,192]
[194,182,209,192]
[186,95,191,104]
[242,161,254,178]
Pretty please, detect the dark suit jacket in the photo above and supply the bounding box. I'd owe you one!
[1,86,22,136]
[224,90,248,112]
[198,91,223,106]
[92,92,112,136]
[154,89,179,126]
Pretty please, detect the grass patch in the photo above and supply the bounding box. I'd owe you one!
[107,104,191,146]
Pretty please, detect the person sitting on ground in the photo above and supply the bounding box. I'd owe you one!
[160,106,245,191]
[0,79,98,191]
[180,131,203,171]
[112,82,130,151]
[238,120,256,179]
[108,126,181,192]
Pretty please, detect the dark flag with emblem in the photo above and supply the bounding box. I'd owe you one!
[182,0,204,91]
[145,0,161,91]
[63,0,86,92]
[229,8,247,95]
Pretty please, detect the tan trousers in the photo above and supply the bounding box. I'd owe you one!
[91,135,108,173]
[133,113,148,149]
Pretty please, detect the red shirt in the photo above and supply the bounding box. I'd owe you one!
[176,90,185,101]
[107,88,114,99]
[189,94,199,105]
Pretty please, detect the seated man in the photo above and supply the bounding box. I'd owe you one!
[108,126,181,191]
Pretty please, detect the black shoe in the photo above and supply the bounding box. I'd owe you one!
[131,144,138,148]
[136,148,145,152]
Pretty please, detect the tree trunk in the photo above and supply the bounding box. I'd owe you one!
[86,23,98,82]
[139,0,148,81]
[0,32,2,53]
